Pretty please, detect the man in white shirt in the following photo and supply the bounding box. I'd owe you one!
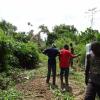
[85,43,92,67]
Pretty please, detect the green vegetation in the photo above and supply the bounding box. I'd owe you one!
[0,19,100,99]
[0,88,22,100]
[0,20,40,99]
[53,89,74,100]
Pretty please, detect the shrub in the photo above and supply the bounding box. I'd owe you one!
[0,29,39,70]
[0,88,22,99]
[13,42,39,69]
[0,36,11,72]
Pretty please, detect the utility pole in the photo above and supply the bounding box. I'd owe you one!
[86,7,99,28]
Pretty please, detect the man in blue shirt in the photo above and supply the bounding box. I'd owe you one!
[43,44,59,85]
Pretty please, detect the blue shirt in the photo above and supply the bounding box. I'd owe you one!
[43,47,59,65]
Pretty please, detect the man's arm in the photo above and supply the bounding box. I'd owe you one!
[57,49,60,56]
[43,49,48,55]
[70,52,81,58]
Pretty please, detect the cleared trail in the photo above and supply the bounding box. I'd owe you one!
[16,74,85,100]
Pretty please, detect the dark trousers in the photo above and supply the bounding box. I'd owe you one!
[84,82,100,100]
[46,64,56,85]
[60,67,69,86]
[70,59,73,68]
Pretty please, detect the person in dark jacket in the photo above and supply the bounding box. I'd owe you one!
[43,44,59,85]
[84,41,100,100]
[70,43,74,68]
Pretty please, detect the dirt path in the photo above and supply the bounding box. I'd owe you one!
[16,77,54,100]
[69,80,85,100]
[16,76,85,100]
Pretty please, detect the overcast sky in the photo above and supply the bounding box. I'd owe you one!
[0,0,100,34]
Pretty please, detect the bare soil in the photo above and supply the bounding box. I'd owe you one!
[16,76,85,100]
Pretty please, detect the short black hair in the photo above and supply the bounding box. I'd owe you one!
[52,43,56,48]
[64,44,69,50]
[91,41,100,57]
[70,43,73,46]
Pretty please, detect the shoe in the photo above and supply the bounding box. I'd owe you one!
[65,85,69,91]
[46,80,49,84]
[61,83,64,90]
[51,84,58,89]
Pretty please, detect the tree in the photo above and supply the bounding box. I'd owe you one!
[38,24,49,35]
[0,20,17,35]
[37,24,49,46]
[46,32,57,46]
[79,28,99,44]
[52,24,78,42]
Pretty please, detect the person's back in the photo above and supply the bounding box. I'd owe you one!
[59,44,78,90]
[87,41,100,84]
[85,41,100,100]
[89,53,100,84]
[43,44,59,85]
[59,48,73,68]
[44,47,58,58]
[43,47,59,64]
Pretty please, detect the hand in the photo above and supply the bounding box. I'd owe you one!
[76,53,81,57]
[77,53,81,56]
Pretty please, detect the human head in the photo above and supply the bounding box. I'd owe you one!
[64,44,69,50]
[91,41,100,57]
[52,43,56,48]
[70,43,73,47]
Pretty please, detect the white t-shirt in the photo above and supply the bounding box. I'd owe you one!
[86,43,91,55]
[85,43,92,67]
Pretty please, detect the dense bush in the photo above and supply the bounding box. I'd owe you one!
[0,30,39,71]
[0,36,12,72]
[13,42,39,69]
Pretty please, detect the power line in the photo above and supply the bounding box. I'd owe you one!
[85,7,100,28]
